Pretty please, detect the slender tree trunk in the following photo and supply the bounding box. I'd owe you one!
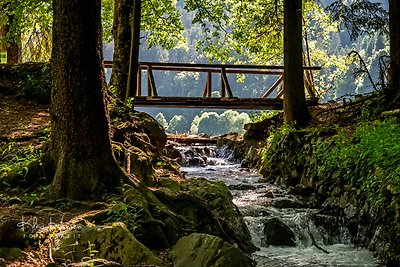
[0,11,21,64]
[126,0,142,99]
[110,0,135,100]
[50,0,125,200]
[283,0,310,127]
[388,0,400,101]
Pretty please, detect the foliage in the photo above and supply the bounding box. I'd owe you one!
[250,110,282,123]
[0,142,44,183]
[105,190,143,233]
[20,64,51,104]
[313,118,400,210]
[190,110,250,135]
[326,0,389,40]
[167,114,190,133]
[155,112,168,129]
[0,0,53,61]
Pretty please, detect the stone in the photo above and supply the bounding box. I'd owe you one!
[271,198,306,209]
[51,222,162,267]
[263,217,296,246]
[169,233,254,267]
[154,178,257,253]
[228,183,257,190]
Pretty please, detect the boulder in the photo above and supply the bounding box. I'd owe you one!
[51,222,162,267]
[263,217,296,246]
[271,198,306,209]
[169,233,254,267]
[154,178,257,253]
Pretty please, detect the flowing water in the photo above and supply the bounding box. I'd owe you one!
[179,145,384,267]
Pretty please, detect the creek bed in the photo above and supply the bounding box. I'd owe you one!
[180,145,383,267]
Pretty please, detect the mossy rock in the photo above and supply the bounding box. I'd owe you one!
[51,222,162,267]
[154,178,256,253]
[169,233,254,267]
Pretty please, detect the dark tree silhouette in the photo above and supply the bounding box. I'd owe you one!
[283,0,310,127]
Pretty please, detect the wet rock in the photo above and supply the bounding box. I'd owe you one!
[271,198,307,209]
[169,233,254,267]
[184,149,195,157]
[313,214,347,245]
[165,144,182,161]
[187,156,206,167]
[241,159,249,168]
[240,205,273,217]
[263,217,296,246]
[51,222,162,267]
[228,183,257,190]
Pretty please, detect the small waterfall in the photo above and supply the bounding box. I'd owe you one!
[178,144,383,267]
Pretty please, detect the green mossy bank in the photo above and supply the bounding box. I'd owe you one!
[230,110,400,266]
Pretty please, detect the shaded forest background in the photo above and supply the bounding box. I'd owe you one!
[103,0,389,134]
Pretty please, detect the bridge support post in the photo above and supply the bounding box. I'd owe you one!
[221,67,234,98]
[202,71,212,98]
[147,65,158,97]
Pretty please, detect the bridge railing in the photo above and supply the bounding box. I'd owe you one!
[104,61,321,100]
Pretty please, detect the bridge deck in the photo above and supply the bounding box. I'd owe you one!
[134,96,319,110]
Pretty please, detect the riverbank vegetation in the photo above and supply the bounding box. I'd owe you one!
[252,94,400,265]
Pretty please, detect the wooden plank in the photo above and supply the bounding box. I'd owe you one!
[132,96,287,110]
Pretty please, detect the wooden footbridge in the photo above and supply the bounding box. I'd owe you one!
[104,61,321,110]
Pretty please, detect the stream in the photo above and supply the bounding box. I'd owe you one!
[179,144,384,267]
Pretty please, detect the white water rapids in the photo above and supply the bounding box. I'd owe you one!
[179,145,384,267]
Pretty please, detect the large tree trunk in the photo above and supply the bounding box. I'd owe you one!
[50,0,125,200]
[110,0,132,99]
[0,11,21,64]
[388,0,400,101]
[283,0,310,127]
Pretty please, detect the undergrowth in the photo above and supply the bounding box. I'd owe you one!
[314,118,400,211]
[105,187,144,233]
[19,64,51,104]
[0,142,44,184]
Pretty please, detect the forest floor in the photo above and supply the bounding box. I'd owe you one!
[0,93,49,145]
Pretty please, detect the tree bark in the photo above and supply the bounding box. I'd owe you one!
[126,0,142,99]
[283,0,310,127]
[388,0,400,101]
[50,0,125,199]
[110,0,133,100]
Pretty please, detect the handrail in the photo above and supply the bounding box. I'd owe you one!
[103,60,321,71]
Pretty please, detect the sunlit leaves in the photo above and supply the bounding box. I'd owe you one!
[0,0,52,61]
